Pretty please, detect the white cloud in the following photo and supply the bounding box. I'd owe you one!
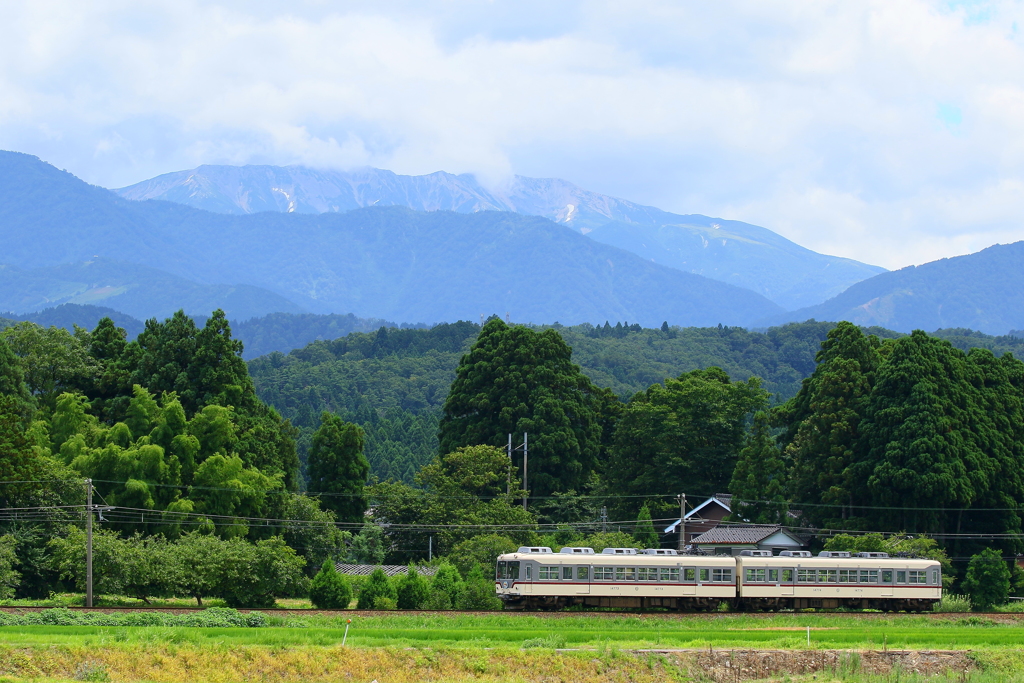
[1,0,1024,268]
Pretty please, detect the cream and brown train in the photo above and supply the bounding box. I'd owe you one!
[495,546,941,611]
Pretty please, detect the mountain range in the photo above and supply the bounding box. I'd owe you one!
[0,151,782,328]
[767,241,1024,335]
[117,164,886,309]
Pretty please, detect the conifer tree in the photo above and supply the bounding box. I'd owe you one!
[308,413,369,523]
[632,504,659,548]
[961,548,1011,610]
[730,411,788,525]
[309,559,352,609]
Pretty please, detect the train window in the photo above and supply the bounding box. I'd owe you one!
[497,561,506,579]
[838,569,854,583]
[781,569,794,582]
[577,566,589,580]
[768,569,779,583]
[881,570,893,583]
[624,567,636,581]
[594,567,614,580]
[684,567,696,582]
[699,568,710,583]
[931,570,939,585]
[909,570,927,584]
[659,568,672,581]
[669,568,680,581]
[896,570,906,584]
[819,570,837,583]
[745,568,766,582]
[507,561,520,580]
[615,567,625,581]
[798,569,815,583]
[562,566,573,580]
[637,567,648,580]
[713,568,732,582]
[539,566,558,580]
[526,565,532,579]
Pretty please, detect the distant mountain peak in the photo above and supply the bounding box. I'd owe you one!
[116,163,886,310]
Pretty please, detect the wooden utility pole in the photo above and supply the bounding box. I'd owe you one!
[522,432,528,511]
[85,479,93,608]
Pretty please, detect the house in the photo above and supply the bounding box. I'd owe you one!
[689,525,808,556]
[663,494,732,545]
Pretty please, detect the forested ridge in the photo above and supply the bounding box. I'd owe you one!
[2,309,1024,608]
[248,318,1024,484]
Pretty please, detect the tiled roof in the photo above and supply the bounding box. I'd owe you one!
[335,563,438,577]
[691,525,785,545]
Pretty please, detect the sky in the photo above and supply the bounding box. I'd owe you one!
[1,0,1023,270]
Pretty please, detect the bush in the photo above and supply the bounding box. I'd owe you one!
[961,548,1011,610]
[456,564,502,610]
[447,535,517,578]
[396,564,430,609]
[934,594,972,613]
[309,560,353,609]
[373,596,398,610]
[356,568,397,609]
[424,562,463,610]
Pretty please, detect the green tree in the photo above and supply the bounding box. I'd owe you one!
[606,367,767,517]
[729,411,788,524]
[423,562,463,610]
[0,535,20,599]
[308,559,353,609]
[395,564,430,610]
[167,532,228,606]
[960,548,1011,610]
[216,536,308,608]
[823,532,954,589]
[356,567,397,609]
[280,494,348,575]
[48,527,173,603]
[1,322,98,408]
[447,534,519,579]
[307,413,369,523]
[438,319,612,497]
[346,523,386,565]
[632,505,659,549]
[456,564,502,610]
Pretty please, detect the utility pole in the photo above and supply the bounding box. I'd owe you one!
[506,433,512,496]
[677,493,687,552]
[522,432,528,511]
[85,479,93,608]
[601,506,608,533]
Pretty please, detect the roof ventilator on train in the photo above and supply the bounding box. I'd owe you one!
[818,551,852,558]
[602,548,639,555]
[739,550,773,557]
[517,547,553,554]
[779,551,812,557]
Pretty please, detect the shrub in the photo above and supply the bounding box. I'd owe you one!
[456,564,502,610]
[934,594,972,613]
[396,564,430,610]
[309,560,353,609]
[426,562,463,610]
[373,596,398,610]
[356,568,397,609]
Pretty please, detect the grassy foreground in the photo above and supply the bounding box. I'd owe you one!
[1,612,1023,681]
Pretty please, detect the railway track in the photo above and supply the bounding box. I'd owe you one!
[0,605,1018,618]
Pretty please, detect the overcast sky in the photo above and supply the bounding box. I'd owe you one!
[2,0,1022,269]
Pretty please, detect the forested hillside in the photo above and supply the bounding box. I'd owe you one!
[249,318,1024,484]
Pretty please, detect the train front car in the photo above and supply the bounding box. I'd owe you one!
[495,546,737,610]
[736,550,941,611]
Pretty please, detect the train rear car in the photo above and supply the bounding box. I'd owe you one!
[736,550,940,611]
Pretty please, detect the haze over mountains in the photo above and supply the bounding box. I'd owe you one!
[0,151,781,328]
[117,164,886,310]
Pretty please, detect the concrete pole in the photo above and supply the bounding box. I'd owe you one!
[86,478,93,608]
[678,493,687,552]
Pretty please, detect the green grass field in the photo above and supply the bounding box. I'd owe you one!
[1,612,1022,681]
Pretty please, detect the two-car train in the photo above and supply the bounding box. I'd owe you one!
[495,546,941,611]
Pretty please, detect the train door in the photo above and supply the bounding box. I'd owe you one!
[781,567,795,596]
[576,564,591,595]
[521,562,533,594]
[682,566,696,595]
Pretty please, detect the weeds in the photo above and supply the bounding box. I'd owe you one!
[934,594,973,613]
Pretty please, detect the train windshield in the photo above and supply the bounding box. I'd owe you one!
[496,561,520,580]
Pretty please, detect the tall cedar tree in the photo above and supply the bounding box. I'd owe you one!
[437,318,614,497]
[729,411,788,524]
[605,366,767,517]
[307,413,369,523]
[779,321,878,527]
[632,504,659,549]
